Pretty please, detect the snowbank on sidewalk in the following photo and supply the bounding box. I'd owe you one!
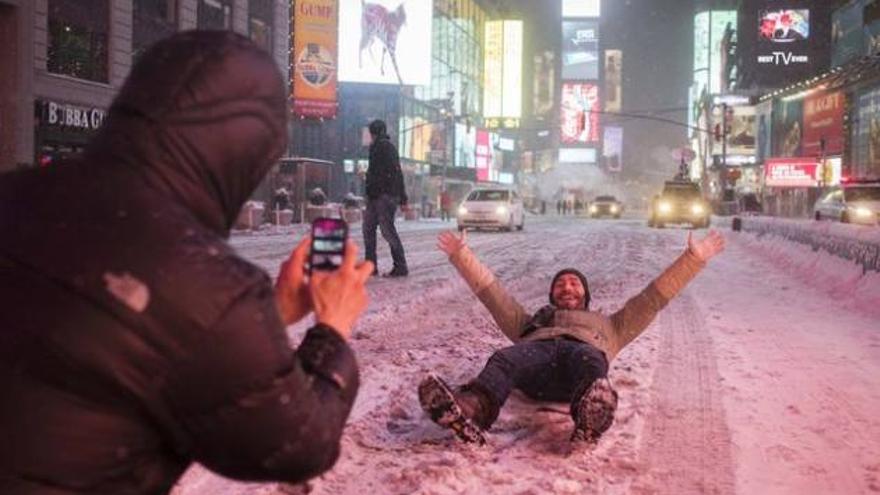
[733,218,880,318]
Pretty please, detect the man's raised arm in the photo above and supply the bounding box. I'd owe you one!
[438,230,530,341]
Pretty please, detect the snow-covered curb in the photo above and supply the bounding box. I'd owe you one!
[732,217,880,318]
[736,216,880,274]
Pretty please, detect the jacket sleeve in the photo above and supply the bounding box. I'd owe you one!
[448,246,530,341]
[610,249,705,351]
[162,283,359,483]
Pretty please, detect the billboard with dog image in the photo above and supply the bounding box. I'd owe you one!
[338,0,432,85]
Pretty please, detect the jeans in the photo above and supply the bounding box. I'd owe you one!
[363,194,407,271]
[472,338,608,413]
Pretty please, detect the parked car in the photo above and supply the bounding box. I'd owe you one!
[457,188,525,232]
[588,195,623,219]
[813,179,880,226]
[648,180,711,229]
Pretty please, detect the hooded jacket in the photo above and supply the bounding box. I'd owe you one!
[0,31,358,494]
[447,246,705,361]
[365,135,407,203]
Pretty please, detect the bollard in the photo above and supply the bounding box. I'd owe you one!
[732,217,742,232]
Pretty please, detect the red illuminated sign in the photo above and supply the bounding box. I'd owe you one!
[764,158,819,187]
[560,83,600,144]
[802,90,844,157]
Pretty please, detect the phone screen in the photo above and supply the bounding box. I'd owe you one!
[310,218,348,273]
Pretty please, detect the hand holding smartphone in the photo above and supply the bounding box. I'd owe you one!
[309,218,348,274]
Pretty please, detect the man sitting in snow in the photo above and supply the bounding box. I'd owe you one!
[419,229,725,444]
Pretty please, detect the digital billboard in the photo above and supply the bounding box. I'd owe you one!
[562,0,600,18]
[562,21,599,80]
[772,97,804,158]
[710,11,736,94]
[533,51,555,118]
[764,158,819,188]
[713,105,755,156]
[756,9,810,67]
[292,0,338,118]
[559,148,597,164]
[603,126,623,172]
[855,86,880,177]
[483,20,523,120]
[605,50,622,112]
[831,0,865,67]
[803,90,844,157]
[454,123,476,169]
[560,82,600,144]
[475,130,498,182]
[338,0,432,85]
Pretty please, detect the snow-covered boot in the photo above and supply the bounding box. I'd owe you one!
[418,374,487,445]
[570,378,618,443]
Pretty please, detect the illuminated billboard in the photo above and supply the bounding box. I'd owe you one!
[756,9,810,67]
[533,51,555,118]
[562,0,600,18]
[560,82,600,144]
[337,0,432,85]
[292,0,338,118]
[603,126,623,172]
[710,11,736,94]
[483,20,523,121]
[605,50,622,112]
[562,21,599,79]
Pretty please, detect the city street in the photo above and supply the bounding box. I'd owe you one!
[174,216,880,495]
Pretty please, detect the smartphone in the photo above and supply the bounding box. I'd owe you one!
[310,217,348,274]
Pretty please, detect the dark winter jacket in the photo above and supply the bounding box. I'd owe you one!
[0,31,359,494]
[366,136,407,203]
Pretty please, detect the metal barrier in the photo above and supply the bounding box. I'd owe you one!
[736,217,880,274]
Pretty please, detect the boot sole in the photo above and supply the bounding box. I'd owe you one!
[571,378,618,443]
[418,374,486,445]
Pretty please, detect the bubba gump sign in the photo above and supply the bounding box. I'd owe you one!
[36,100,106,131]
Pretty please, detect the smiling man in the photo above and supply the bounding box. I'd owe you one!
[419,229,725,444]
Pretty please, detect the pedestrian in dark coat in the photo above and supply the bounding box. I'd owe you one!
[364,119,409,277]
[0,31,373,494]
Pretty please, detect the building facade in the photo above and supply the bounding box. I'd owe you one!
[0,0,289,173]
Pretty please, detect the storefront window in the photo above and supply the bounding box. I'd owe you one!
[197,0,232,30]
[47,0,109,83]
[248,0,273,51]
[133,0,178,60]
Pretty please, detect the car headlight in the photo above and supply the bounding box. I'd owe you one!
[658,202,672,214]
[458,206,468,215]
[853,206,875,218]
[610,205,619,213]
[590,205,598,213]
[496,206,508,216]
[691,203,705,215]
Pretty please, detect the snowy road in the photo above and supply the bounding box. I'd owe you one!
[173,216,880,495]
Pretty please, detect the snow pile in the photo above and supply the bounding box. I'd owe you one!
[734,219,880,318]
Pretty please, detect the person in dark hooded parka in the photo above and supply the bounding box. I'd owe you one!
[0,31,373,494]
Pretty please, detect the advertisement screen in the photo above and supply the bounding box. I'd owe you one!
[855,86,880,176]
[454,123,476,169]
[756,9,810,67]
[483,20,523,119]
[603,126,623,172]
[605,50,622,112]
[562,0,600,18]
[803,90,844,157]
[756,99,773,164]
[772,97,804,157]
[831,0,865,67]
[292,0,338,118]
[764,158,819,188]
[338,0,432,85]
[562,21,599,80]
[533,51,556,118]
[560,83,600,145]
[475,130,497,182]
[710,11,736,94]
[713,105,756,156]
[559,148,597,164]
[759,9,809,42]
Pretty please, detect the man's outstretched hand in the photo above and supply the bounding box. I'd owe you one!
[688,230,726,263]
[437,230,468,257]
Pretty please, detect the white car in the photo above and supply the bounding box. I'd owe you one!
[813,179,880,226]
[457,188,525,232]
